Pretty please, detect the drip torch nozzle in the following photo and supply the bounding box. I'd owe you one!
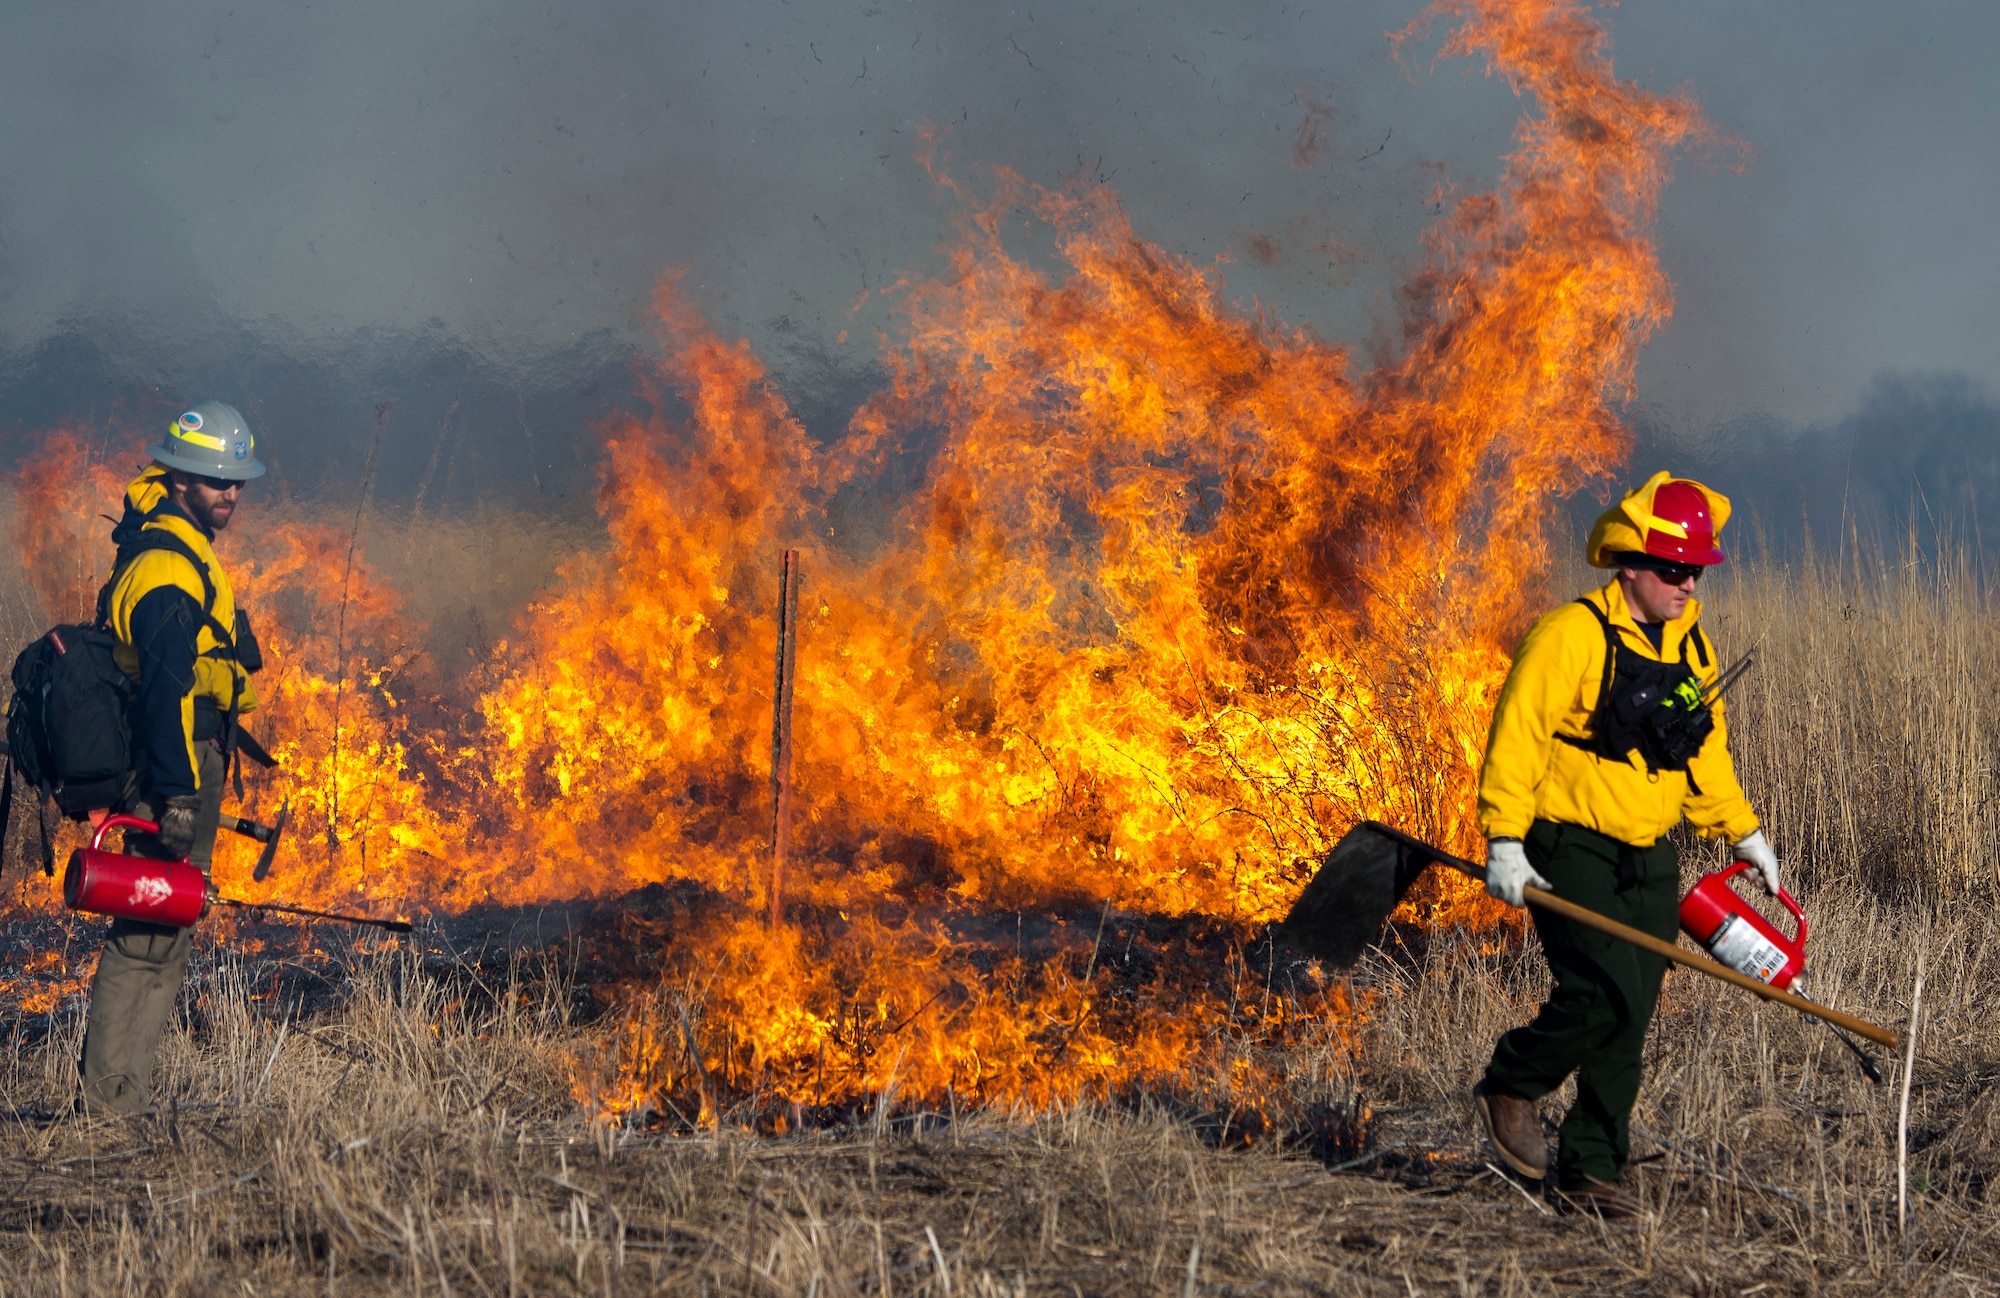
[205,886,413,934]
[1790,985,1887,1085]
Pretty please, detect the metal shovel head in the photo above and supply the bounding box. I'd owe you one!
[251,796,290,882]
[1275,821,1452,968]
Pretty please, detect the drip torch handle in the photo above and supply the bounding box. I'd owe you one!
[1715,859,1807,945]
[1777,885,1806,943]
[90,814,160,852]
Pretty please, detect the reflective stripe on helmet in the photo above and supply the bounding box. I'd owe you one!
[174,426,228,452]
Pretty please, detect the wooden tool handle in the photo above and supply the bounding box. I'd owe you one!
[1346,822,1900,1048]
[1522,885,1899,1048]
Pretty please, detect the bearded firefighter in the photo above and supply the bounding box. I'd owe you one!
[79,403,265,1115]
[1471,471,1778,1217]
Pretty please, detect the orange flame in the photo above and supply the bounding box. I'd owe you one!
[3,0,1708,1117]
[11,428,137,624]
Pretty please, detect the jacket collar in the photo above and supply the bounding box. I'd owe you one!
[115,465,214,545]
[1589,579,1703,662]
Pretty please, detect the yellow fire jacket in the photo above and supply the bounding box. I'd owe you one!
[102,467,258,796]
[1477,579,1758,848]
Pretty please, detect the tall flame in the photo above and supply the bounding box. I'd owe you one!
[5,0,1706,1115]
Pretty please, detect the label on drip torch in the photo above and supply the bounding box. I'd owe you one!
[130,876,174,909]
[1707,913,1787,984]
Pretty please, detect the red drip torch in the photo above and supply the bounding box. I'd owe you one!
[65,816,209,926]
[1677,861,1882,1084]
[1678,861,1807,990]
[63,815,412,933]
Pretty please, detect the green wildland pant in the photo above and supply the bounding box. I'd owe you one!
[1483,818,1680,1188]
[79,741,226,1116]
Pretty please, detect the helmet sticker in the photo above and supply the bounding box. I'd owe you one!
[233,441,247,459]
[178,411,203,432]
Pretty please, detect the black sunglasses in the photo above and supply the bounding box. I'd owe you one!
[1643,560,1703,585]
[191,473,245,492]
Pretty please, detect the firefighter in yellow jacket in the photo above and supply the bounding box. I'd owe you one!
[1471,472,1779,1217]
[80,402,264,1115]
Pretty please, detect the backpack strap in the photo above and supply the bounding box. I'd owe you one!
[1552,598,1622,758]
[33,787,52,877]
[96,508,252,791]
[1573,595,1620,718]
[1681,621,1711,797]
[0,755,12,877]
[0,752,48,878]
[97,525,235,652]
[122,527,252,776]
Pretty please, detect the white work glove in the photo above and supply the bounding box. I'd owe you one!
[1485,838,1550,908]
[1732,829,1781,894]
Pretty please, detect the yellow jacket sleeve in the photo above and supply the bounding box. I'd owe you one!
[1477,605,1595,841]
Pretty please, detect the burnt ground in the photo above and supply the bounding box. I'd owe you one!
[0,877,1390,1144]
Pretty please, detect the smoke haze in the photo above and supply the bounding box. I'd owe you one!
[1636,373,2000,554]
[1,1,1995,524]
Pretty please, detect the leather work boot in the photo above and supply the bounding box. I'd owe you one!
[1556,1176,1645,1220]
[1472,1079,1547,1179]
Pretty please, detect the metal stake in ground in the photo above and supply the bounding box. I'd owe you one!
[769,549,802,929]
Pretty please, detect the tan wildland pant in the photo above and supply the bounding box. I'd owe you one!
[79,742,225,1116]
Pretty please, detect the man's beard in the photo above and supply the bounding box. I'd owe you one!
[189,496,233,533]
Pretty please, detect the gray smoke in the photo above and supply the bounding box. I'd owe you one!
[0,1,1994,514]
[1635,372,2000,556]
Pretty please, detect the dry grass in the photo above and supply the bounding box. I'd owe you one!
[0,885,1988,1294]
[0,529,1993,1293]
[1712,541,2000,899]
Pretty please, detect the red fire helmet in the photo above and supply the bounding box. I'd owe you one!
[1641,480,1726,565]
[1585,471,1732,569]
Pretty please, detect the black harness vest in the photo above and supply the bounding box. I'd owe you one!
[1556,597,1716,781]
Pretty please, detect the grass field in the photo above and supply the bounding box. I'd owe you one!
[0,526,1993,1294]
